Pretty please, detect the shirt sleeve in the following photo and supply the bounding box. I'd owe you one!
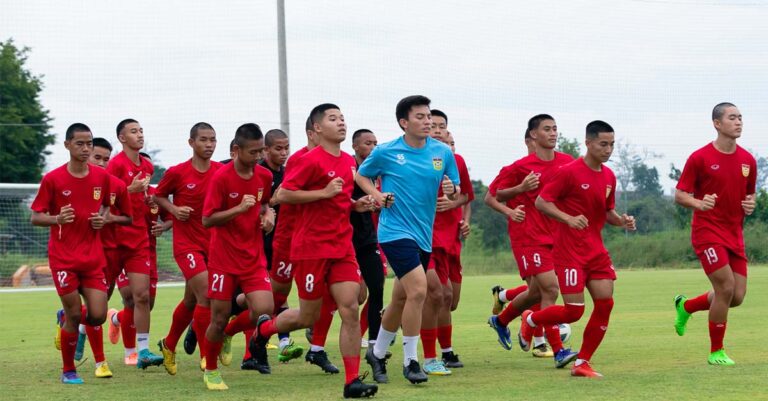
[30,175,53,213]
[116,181,133,218]
[261,169,274,205]
[539,167,568,203]
[281,156,313,191]
[675,153,698,193]
[155,165,177,198]
[457,156,474,201]
[357,146,382,179]
[443,148,460,185]
[607,173,617,211]
[747,156,757,195]
[203,174,225,218]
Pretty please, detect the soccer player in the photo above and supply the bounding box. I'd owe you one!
[250,104,378,398]
[673,103,756,365]
[155,122,222,375]
[31,123,111,384]
[522,120,636,378]
[487,114,578,367]
[358,95,460,385]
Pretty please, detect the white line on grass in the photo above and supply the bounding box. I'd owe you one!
[0,281,186,293]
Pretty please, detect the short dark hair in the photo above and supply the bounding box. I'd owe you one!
[234,123,263,147]
[712,102,737,121]
[65,123,91,140]
[527,114,555,132]
[229,139,236,152]
[139,151,151,160]
[116,118,138,138]
[190,122,214,139]
[309,103,341,129]
[352,129,373,143]
[305,116,314,133]
[92,137,112,151]
[585,120,614,139]
[396,95,431,130]
[431,109,448,124]
[265,129,288,147]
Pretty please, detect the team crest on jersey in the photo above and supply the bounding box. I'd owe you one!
[741,164,750,177]
[62,190,72,197]
[580,184,590,190]
[151,205,159,215]
[229,192,239,199]
[93,187,102,200]
[396,154,406,165]
[186,183,196,189]
[257,188,264,202]
[606,185,612,199]
[110,193,116,205]
[432,157,443,171]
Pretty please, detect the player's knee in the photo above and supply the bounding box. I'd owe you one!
[85,309,107,326]
[714,281,735,301]
[338,303,360,323]
[563,303,585,323]
[132,290,150,306]
[730,292,745,307]
[122,297,135,309]
[409,286,427,305]
[66,312,82,329]
[540,284,559,303]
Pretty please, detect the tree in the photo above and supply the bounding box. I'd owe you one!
[468,179,509,251]
[556,135,581,158]
[0,39,54,183]
[143,148,166,185]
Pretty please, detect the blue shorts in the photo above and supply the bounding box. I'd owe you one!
[380,239,431,279]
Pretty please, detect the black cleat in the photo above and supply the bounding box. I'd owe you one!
[403,360,428,384]
[241,356,271,374]
[364,347,389,384]
[442,351,464,368]
[246,314,272,374]
[343,373,379,398]
[183,322,196,355]
[305,350,340,374]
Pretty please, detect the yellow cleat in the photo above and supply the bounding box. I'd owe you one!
[219,335,233,367]
[55,326,62,351]
[158,338,177,375]
[204,370,228,391]
[200,358,206,371]
[266,342,278,350]
[532,343,554,358]
[95,362,114,378]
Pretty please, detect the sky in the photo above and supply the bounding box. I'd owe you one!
[2,0,767,194]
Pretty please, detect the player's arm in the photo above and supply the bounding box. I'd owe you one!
[436,192,468,212]
[496,172,539,202]
[535,195,587,229]
[202,194,256,228]
[355,173,393,208]
[606,209,636,230]
[261,205,275,233]
[276,177,343,205]
[484,190,524,222]
[151,219,173,237]
[31,209,73,227]
[674,190,717,211]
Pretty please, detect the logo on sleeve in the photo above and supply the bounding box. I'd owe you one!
[257,188,264,202]
[229,192,239,199]
[396,154,406,165]
[62,190,72,197]
[580,184,590,190]
[606,185,612,199]
[93,187,102,200]
[432,157,443,170]
[741,164,750,177]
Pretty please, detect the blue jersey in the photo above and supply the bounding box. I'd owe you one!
[358,135,460,252]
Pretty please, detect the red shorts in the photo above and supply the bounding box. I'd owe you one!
[428,249,463,285]
[104,248,122,286]
[149,255,158,298]
[513,246,555,279]
[117,246,151,275]
[294,253,361,300]
[116,267,159,297]
[695,245,748,277]
[51,266,107,296]
[269,245,294,284]
[174,251,208,280]
[207,266,272,301]
[556,252,616,295]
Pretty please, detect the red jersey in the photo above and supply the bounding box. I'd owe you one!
[539,158,616,264]
[156,159,222,256]
[272,147,310,249]
[491,152,574,247]
[282,147,357,260]
[488,165,525,247]
[676,143,757,253]
[432,153,474,254]
[203,162,272,273]
[144,186,171,251]
[106,151,154,249]
[101,174,132,250]
[31,164,111,270]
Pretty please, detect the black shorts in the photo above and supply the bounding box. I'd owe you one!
[380,239,430,279]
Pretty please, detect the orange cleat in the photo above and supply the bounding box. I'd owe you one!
[571,361,603,378]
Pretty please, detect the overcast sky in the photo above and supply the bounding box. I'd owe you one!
[3,0,767,194]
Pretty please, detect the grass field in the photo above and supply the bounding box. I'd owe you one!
[1,268,767,401]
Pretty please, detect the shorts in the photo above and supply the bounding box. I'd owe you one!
[294,253,361,300]
[116,266,159,298]
[51,266,107,296]
[380,239,431,279]
[512,246,555,279]
[695,244,748,277]
[428,248,461,285]
[207,266,272,301]
[117,246,151,275]
[104,248,122,286]
[174,251,208,280]
[269,244,295,284]
[556,252,616,295]
[448,251,463,284]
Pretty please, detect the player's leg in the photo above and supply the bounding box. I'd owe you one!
[190,271,211,369]
[569,278,613,378]
[80,284,110,377]
[532,270,563,357]
[360,247,385,346]
[126,270,162,368]
[675,246,730,336]
[204,296,232,390]
[705,263,736,365]
[242,289,275,373]
[306,292,341,373]
[158,282,195,375]
[59,289,85,384]
[421,265,449,376]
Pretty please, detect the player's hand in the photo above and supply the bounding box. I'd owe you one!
[353,195,376,213]
[742,194,756,215]
[239,194,257,213]
[173,205,194,221]
[567,214,588,230]
[441,176,458,198]
[127,172,150,193]
[324,177,344,198]
[57,204,75,225]
[459,219,471,239]
[436,195,456,212]
[150,220,165,237]
[506,205,525,223]
[261,208,276,233]
[622,214,636,231]
[518,172,540,192]
[698,193,717,211]
[376,192,395,208]
[89,212,106,230]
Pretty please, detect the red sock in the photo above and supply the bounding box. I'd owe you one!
[503,285,527,303]
[206,340,222,370]
[420,328,438,359]
[577,298,614,361]
[225,310,254,337]
[193,305,211,360]
[311,299,336,347]
[530,303,584,326]
[85,324,105,363]
[272,292,288,315]
[342,355,361,384]
[61,329,78,372]
[544,324,563,353]
[360,301,369,337]
[530,304,544,337]
[165,301,194,352]
[437,325,452,350]
[497,302,521,326]
[684,293,710,314]
[120,307,136,349]
[259,318,278,338]
[243,328,255,360]
[709,321,726,353]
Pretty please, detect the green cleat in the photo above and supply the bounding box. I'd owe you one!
[204,369,229,390]
[220,335,233,366]
[277,339,304,363]
[708,349,735,366]
[137,349,164,369]
[674,295,691,336]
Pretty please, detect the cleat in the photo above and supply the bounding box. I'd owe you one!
[305,327,313,344]
[158,338,177,375]
[246,314,272,374]
[74,330,86,361]
[266,342,278,350]
[518,310,534,352]
[403,360,428,384]
[488,315,512,350]
[277,339,304,363]
[219,335,233,366]
[423,359,451,376]
[491,285,506,315]
[571,361,603,378]
[361,338,369,348]
[136,349,164,370]
[124,352,138,366]
[343,372,379,399]
[240,356,270,373]
[60,370,84,385]
[554,348,579,368]
[365,347,388,383]
[532,343,554,358]
[203,369,228,390]
[55,309,64,350]
[708,349,736,366]
[306,350,340,374]
[442,351,464,368]
[107,308,120,345]
[199,358,206,371]
[674,295,692,336]
[94,362,113,378]
[183,323,197,355]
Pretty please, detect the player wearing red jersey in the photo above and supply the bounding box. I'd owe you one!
[155,122,222,375]
[251,104,378,398]
[32,123,111,384]
[673,103,757,366]
[523,120,636,378]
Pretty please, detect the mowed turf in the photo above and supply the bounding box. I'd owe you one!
[1,268,767,401]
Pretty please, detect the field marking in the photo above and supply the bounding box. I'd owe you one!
[0,281,186,293]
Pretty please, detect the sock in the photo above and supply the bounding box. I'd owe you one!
[420,328,438,360]
[206,340,222,370]
[343,355,361,385]
[111,311,120,326]
[243,329,255,359]
[310,345,325,352]
[78,324,86,335]
[125,347,137,357]
[373,327,396,359]
[577,298,614,361]
[533,336,546,347]
[684,292,711,314]
[402,335,419,366]
[165,302,194,352]
[501,285,527,303]
[192,305,211,360]
[530,304,545,338]
[279,336,291,348]
[61,328,78,372]
[137,333,150,352]
[575,358,587,366]
[497,302,521,326]
[529,303,585,326]
[85,324,105,363]
[310,301,335,347]
[545,324,563,353]
[709,321,726,353]
[360,302,369,337]
[119,307,136,349]
[259,318,279,339]
[437,325,452,352]
[224,310,254,337]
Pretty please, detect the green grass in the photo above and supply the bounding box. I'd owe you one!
[1,268,767,401]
